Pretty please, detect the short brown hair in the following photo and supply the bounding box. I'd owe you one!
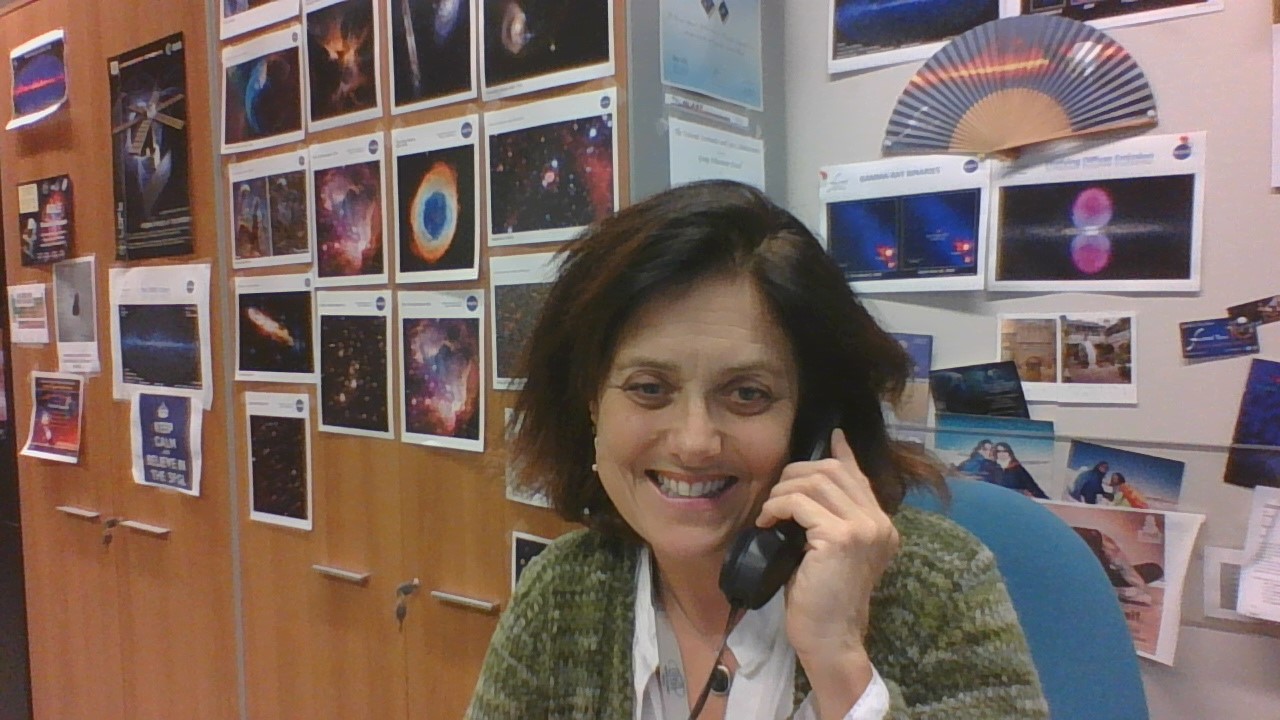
[511,180,944,539]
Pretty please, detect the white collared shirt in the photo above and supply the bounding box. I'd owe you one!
[633,549,890,720]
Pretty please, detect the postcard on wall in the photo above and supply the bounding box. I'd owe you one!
[997,313,1057,401]
[109,34,193,261]
[990,132,1205,293]
[1061,440,1185,511]
[933,413,1054,499]
[1018,0,1222,30]
[131,392,202,496]
[504,407,550,508]
[7,283,49,345]
[668,117,765,191]
[485,87,617,246]
[221,0,300,40]
[8,29,67,130]
[660,0,762,111]
[317,290,393,439]
[928,360,1029,418]
[511,530,552,591]
[999,312,1138,404]
[222,24,305,154]
[52,256,100,374]
[392,115,480,284]
[1178,318,1259,361]
[1228,294,1280,327]
[229,150,312,269]
[390,0,476,113]
[1040,501,1204,665]
[1224,359,1280,489]
[1202,546,1255,623]
[310,133,388,287]
[480,0,612,100]
[819,155,990,293]
[304,0,381,132]
[827,0,1012,75]
[246,391,313,531]
[108,264,213,409]
[17,174,73,265]
[21,371,84,463]
[236,273,318,383]
[398,289,484,452]
[489,252,557,391]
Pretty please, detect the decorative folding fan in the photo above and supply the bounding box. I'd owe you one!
[883,15,1157,156]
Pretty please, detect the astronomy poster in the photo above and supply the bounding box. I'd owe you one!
[7,283,49,345]
[304,0,381,132]
[222,24,305,155]
[885,331,932,445]
[317,290,393,439]
[990,132,1205,293]
[222,0,301,40]
[8,29,67,130]
[52,256,100,374]
[310,133,388,286]
[21,371,83,464]
[131,392,202,496]
[489,251,556,390]
[480,0,613,100]
[390,0,476,113]
[17,174,73,266]
[246,391,313,531]
[109,263,213,409]
[819,154,990,293]
[398,289,484,452]
[236,273,318,383]
[229,150,312,269]
[109,34,193,261]
[660,0,762,111]
[1224,359,1280,490]
[485,87,617,246]
[392,115,480,284]
[828,0,1007,74]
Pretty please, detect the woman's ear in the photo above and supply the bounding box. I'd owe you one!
[588,400,598,428]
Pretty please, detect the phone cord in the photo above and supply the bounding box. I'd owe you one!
[686,605,745,720]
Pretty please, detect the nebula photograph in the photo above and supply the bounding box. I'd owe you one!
[249,414,309,522]
[224,46,302,147]
[831,0,998,60]
[306,0,379,126]
[314,160,384,279]
[320,314,389,433]
[238,290,315,376]
[488,113,614,236]
[482,0,610,91]
[493,281,548,381]
[396,144,476,275]
[268,170,309,256]
[996,175,1195,282]
[233,177,271,260]
[392,0,474,108]
[118,303,202,391]
[826,188,980,282]
[402,316,481,441]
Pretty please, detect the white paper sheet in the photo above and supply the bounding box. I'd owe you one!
[397,289,485,452]
[309,133,389,287]
[316,289,394,439]
[7,283,49,344]
[1202,546,1257,623]
[221,0,298,40]
[488,252,559,391]
[131,392,203,497]
[668,117,765,190]
[245,391,313,531]
[221,24,305,154]
[660,0,763,111]
[1238,486,1280,623]
[52,256,100,374]
[20,370,83,464]
[511,530,552,591]
[235,273,318,383]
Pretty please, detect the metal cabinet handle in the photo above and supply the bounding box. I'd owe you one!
[55,505,101,520]
[311,564,371,585]
[430,590,501,615]
[118,519,171,538]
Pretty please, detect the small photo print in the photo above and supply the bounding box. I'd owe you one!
[390,0,475,110]
[392,117,480,283]
[933,413,1054,499]
[246,392,313,531]
[1062,440,1186,511]
[826,189,981,283]
[236,274,317,382]
[1178,318,1259,361]
[310,135,387,286]
[320,314,390,435]
[831,0,998,64]
[482,0,612,98]
[1224,359,1280,489]
[398,289,485,452]
[1060,313,1133,386]
[222,25,304,153]
[305,0,381,130]
[1228,294,1280,326]
[17,174,73,266]
[229,151,312,269]
[928,360,1030,418]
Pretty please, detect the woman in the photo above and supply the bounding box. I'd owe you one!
[1068,461,1112,505]
[954,439,999,485]
[468,181,1047,719]
[1108,472,1149,509]
[993,442,1049,499]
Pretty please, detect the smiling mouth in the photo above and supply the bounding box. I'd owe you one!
[647,471,737,500]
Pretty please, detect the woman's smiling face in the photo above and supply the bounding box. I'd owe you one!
[591,273,799,564]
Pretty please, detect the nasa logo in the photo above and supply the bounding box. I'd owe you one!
[186,280,195,293]
[304,278,311,288]
[295,399,304,413]
[298,155,305,167]
[963,159,979,173]
[600,96,612,110]
[1172,141,1191,160]
[461,122,473,139]
[369,139,379,154]
[292,32,299,42]
[376,296,387,311]
[466,295,478,311]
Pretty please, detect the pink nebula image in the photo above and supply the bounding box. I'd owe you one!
[1070,232,1112,275]
[1071,186,1113,229]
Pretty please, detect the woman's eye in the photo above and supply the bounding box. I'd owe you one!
[728,386,773,410]
[622,381,671,405]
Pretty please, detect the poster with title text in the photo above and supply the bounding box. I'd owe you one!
[109,264,213,409]
[17,174,73,265]
[131,392,202,496]
[21,371,83,463]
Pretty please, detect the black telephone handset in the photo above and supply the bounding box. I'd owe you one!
[718,411,838,610]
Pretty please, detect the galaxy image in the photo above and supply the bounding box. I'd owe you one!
[827,189,980,282]
[402,317,481,440]
[832,0,998,59]
[307,0,378,123]
[224,47,302,145]
[11,34,66,117]
[314,161,384,279]
[249,415,309,521]
[997,175,1194,282]
[118,304,202,390]
[493,282,549,380]
[392,0,473,106]
[320,315,389,432]
[397,144,475,274]
[489,114,613,235]
[233,177,271,260]
[483,0,610,88]
[269,170,309,256]
[238,291,315,375]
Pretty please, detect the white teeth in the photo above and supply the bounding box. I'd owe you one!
[654,474,730,499]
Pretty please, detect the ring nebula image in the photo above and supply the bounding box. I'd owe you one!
[315,161,384,277]
[397,144,475,273]
[403,317,480,440]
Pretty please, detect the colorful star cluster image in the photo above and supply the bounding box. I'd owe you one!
[314,160,384,278]
[402,317,481,440]
[249,414,309,521]
[320,314,389,432]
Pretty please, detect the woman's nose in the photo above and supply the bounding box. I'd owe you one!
[669,398,722,463]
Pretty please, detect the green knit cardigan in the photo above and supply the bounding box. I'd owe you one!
[467,507,1049,719]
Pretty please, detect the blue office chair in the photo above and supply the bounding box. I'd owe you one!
[904,478,1150,720]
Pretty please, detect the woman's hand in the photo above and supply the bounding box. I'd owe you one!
[756,428,899,718]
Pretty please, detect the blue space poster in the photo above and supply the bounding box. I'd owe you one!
[1225,359,1280,489]
[133,392,198,494]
